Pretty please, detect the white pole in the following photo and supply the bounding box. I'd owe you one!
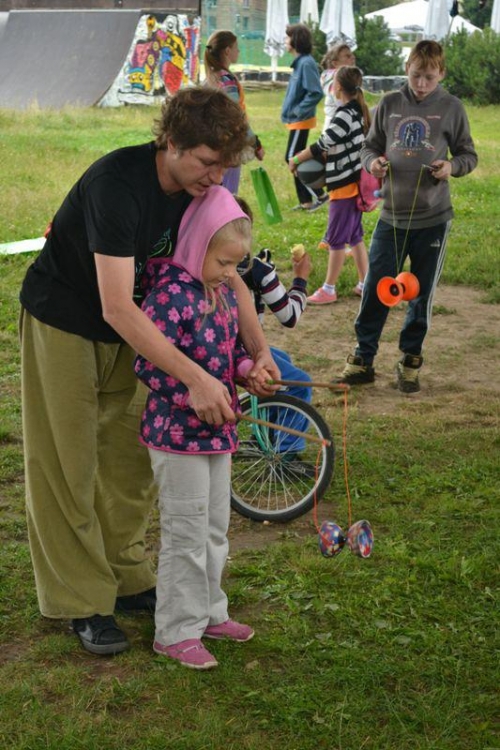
[271,54,278,82]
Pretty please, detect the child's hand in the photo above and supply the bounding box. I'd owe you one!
[429,160,452,180]
[370,157,389,178]
[245,352,281,396]
[245,367,279,396]
[293,252,312,280]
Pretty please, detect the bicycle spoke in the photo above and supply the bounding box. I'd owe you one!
[231,395,335,522]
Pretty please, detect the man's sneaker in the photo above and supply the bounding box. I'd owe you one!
[153,638,218,670]
[115,586,156,615]
[307,287,337,305]
[396,354,423,393]
[204,620,254,642]
[72,614,130,655]
[337,354,375,385]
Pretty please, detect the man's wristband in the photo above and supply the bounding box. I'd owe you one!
[293,155,300,166]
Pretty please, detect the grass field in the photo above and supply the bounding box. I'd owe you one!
[0,92,499,750]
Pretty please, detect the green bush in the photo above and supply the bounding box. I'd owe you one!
[444,28,500,104]
[355,15,404,75]
[459,0,491,29]
[310,16,403,76]
[309,23,327,65]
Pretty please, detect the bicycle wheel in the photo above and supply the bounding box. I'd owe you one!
[231,394,335,522]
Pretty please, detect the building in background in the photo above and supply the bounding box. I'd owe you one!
[202,0,266,37]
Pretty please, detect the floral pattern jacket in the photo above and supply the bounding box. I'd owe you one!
[135,259,253,455]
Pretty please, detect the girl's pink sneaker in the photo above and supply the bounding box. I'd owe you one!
[307,287,337,305]
[153,638,218,670]
[204,619,254,642]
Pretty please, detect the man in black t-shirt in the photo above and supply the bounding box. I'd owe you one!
[20,87,280,656]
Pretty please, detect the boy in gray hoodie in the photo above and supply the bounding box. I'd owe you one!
[338,40,477,393]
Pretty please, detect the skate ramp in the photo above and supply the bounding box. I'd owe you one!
[0,12,8,42]
[0,9,142,109]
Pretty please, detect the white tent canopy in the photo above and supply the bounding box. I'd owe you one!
[365,0,481,36]
[320,0,356,46]
[300,0,319,25]
[264,0,289,81]
[491,0,500,33]
[424,0,451,39]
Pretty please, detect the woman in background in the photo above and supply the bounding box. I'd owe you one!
[204,30,264,194]
[281,23,326,211]
[320,43,356,132]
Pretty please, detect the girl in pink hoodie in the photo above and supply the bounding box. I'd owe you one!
[135,186,267,670]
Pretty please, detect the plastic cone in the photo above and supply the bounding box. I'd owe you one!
[377,276,404,306]
[396,272,420,301]
[346,520,374,558]
[318,521,346,558]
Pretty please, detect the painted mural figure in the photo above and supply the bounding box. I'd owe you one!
[122,13,200,102]
[161,15,186,94]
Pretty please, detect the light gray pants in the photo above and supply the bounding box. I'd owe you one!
[149,450,231,646]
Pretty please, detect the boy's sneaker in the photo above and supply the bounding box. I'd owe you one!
[307,287,337,305]
[337,354,375,385]
[72,614,130,655]
[153,639,218,670]
[396,354,423,393]
[204,620,254,642]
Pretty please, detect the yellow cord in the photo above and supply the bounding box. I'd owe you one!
[387,164,427,272]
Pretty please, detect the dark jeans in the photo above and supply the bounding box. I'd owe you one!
[354,219,451,364]
[285,129,324,205]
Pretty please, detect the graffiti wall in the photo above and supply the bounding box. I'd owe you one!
[102,13,200,106]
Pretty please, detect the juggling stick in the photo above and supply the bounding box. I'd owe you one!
[238,413,331,447]
[249,380,374,558]
[268,379,350,392]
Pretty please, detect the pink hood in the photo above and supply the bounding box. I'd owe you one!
[173,185,249,282]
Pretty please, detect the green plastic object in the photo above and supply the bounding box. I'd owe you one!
[250,167,283,225]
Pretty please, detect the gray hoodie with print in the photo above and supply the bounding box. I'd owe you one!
[361,82,477,229]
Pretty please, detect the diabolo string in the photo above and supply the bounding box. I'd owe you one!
[312,387,350,537]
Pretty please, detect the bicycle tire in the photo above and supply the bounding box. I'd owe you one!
[231,394,335,522]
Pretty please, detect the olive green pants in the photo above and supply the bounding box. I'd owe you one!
[20,311,157,618]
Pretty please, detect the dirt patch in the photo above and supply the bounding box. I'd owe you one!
[228,284,500,551]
